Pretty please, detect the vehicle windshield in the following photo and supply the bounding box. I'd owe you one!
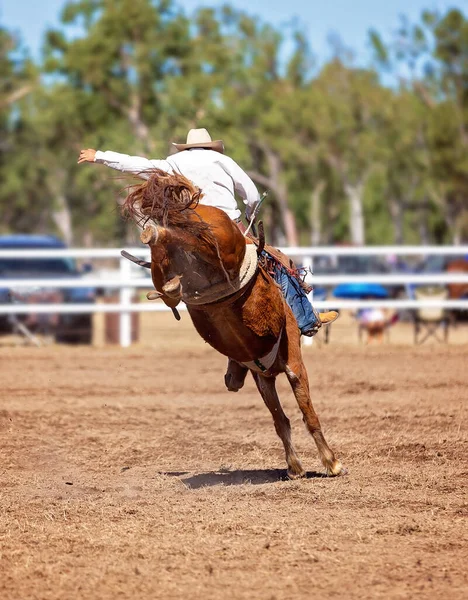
[419,255,468,273]
[312,255,388,274]
[0,258,76,275]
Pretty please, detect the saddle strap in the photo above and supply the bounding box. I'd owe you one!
[261,246,312,294]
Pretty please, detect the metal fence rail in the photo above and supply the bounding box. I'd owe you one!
[2,273,468,288]
[1,299,467,314]
[0,245,467,258]
[1,245,467,347]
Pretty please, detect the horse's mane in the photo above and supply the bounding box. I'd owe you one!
[123,169,215,244]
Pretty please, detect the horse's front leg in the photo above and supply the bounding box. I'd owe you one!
[252,372,305,479]
[224,359,248,392]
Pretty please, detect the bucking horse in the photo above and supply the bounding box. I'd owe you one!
[124,169,345,479]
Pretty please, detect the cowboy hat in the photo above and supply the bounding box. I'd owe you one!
[172,128,224,154]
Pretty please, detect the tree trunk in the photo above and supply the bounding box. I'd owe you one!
[116,44,155,153]
[389,198,404,244]
[128,91,155,153]
[443,199,462,245]
[418,216,430,245]
[452,224,462,246]
[310,181,326,246]
[344,181,365,245]
[52,193,73,246]
[0,83,34,109]
[82,231,94,248]
[278,185,298,247]
[249,145,298,247]
[264,150,299,247]
[418,198,433,245]
[47,171,73,245]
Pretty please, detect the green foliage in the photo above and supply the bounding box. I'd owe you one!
[1,1,467,245]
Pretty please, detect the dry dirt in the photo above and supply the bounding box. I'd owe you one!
[1,316,467,599]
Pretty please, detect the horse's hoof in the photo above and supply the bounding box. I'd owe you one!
[326,461,347,477]
[224,375,242,392]
[287,468,306,480]
[224,368,247,392]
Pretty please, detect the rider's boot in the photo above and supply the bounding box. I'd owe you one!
[273,267,339,338]
[319,311,340,325]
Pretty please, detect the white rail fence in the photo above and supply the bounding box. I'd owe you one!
[1,246,467,347]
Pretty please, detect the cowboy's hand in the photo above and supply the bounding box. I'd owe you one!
[78,149,97,164]
[245,204,255,222]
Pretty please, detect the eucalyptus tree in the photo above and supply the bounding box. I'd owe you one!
[371,7,468,243]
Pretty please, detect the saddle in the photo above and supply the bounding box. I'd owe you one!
[246,224,312,294]
[120,219,311,321]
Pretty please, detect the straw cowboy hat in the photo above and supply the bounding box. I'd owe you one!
[173,128,224,154]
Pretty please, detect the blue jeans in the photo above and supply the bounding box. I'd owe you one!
[271,264,320,334]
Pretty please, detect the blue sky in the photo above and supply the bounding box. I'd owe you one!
[2,0,467,64]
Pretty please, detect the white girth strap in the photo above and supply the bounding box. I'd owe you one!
[183,243,258,306]
[240,328,283,374]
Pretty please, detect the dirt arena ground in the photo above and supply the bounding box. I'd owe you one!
[1,315,467,599]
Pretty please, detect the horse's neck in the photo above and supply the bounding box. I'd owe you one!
[177,250,229,299]
[179,244,258,306]
[159,215,248,303]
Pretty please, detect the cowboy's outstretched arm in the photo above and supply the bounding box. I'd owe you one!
[217,155,260,218]
[78,149,170,179]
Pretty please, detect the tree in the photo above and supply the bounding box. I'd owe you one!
[370,7,468,243]
[0,27,39,234]
[0,28,35,111]
[308,61,394,245]
[2,3,467,246]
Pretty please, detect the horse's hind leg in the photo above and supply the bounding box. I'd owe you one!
[252,372,305,479]
[285,361,345,476]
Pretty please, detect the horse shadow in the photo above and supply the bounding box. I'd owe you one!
[159,469,327,489]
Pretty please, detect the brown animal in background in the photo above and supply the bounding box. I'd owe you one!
[446,259,468,300]
[124,170,345,478]
[361,320,387,344]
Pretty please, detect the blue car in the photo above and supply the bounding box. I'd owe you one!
[0,235,95,343]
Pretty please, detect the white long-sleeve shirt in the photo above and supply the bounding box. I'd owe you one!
[94,148,259,221]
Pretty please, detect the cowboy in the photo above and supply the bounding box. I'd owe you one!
[78,128,338,336]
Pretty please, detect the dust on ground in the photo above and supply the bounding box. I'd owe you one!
[1,315,467,599]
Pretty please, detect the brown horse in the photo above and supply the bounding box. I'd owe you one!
[124,170,345,479]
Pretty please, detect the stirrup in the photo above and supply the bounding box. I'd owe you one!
[302,324,321,337]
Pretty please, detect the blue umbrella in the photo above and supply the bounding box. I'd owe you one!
[332,283,389,299]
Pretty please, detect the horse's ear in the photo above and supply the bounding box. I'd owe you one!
[140,224,159,245]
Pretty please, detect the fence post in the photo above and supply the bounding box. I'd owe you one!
[119,254,132,348]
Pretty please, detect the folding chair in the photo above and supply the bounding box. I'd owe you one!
[413,286,450,345]
[7,291,42,346]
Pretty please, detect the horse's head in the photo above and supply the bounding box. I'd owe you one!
[124,170,247,307]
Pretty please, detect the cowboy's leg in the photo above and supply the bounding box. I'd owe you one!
[273,266,322,336]
[233,224,337,335]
